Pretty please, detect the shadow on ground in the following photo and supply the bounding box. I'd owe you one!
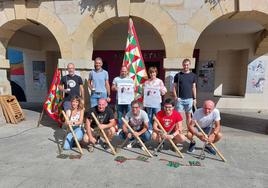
[221,113,268,134]
[19,102,268,136]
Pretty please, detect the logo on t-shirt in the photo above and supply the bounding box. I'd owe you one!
[97,114,106,124]
[163,118,172,127]
[129,117,143,131]
[67,80,76,88]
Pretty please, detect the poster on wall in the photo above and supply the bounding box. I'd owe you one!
[7,48,27,101]
[246,59,266,93]
[33,61,47,90]
[197,60,215,92]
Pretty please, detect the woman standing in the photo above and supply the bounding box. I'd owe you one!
[143,67,167,131]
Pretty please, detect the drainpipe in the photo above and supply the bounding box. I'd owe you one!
[227,0,239,19]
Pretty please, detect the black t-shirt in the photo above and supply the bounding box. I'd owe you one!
[174,72,197,99]
[60,74,83,101]
[85,106,114,129]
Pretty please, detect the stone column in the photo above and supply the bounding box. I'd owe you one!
[0,58,11,95]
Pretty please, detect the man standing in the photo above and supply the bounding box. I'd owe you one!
[173,58,197,126]
[83,98,116,149]
[111,66,134,129]
[119,100,151,148]
[88,57,111,107]
[59,63,84,111]
[187,100,223,155]
[152,98,186,145]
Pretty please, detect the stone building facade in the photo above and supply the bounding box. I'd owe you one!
[0,0,267,110]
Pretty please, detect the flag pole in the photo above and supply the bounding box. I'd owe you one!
[37,108,45,127]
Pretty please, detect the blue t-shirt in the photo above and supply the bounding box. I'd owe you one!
[89,69,109,93]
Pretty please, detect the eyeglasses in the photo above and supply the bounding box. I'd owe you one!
[164,106,173,109]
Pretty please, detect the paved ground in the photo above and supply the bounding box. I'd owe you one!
[0,105,267,188]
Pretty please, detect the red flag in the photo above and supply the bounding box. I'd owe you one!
[43,68,63,123]
[123,18,148,101]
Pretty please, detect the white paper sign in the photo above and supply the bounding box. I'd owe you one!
[118,83,134,105]
[143,85,161,108]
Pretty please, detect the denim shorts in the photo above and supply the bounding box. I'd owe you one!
[119,130,151,142]
[176,98,193,113]
[195,126,213,135]
[63,101,71,111]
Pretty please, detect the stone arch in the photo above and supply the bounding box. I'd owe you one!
[0,0,71,60]
[180,0,237,58]
[186,0,268,58]
[192,1,268,109]
[72,2,177,59]
[92,16,165,50]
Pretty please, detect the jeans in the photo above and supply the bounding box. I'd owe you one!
[90,92,107,107]
[63,101,71,111]
[63,126,84,150]
[176,98,193,113]
[117,104,130,129]
[119,130,151,142]
[146,107,161,131]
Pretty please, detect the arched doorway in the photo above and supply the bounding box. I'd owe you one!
[92,17,166,103]
[194,13,267,108]
[2,20,61,102]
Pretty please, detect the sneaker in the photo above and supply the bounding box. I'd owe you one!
[205,144,216,155]
[188,141,196,153]
[137,142,146,151]
[127,140,137,148]
[87,144,94,152]
[116,128,122,136]
[102,142,109,150]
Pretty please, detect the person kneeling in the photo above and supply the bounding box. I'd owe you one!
[187,100,223,155]
[83,98,116,151]
[152,98,186,149]
[119,100,151,149]
[63,96,85,150]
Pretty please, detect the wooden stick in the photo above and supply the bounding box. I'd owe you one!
[122,117,153,157]
[153,116,184,158]
[62,111,83,155]
[194,121,226,162]
[91,112,116,155]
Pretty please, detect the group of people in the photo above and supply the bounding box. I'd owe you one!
[58,57,223,155]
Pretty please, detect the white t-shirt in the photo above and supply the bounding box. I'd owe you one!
[112,76,134,99]
[125,109,149,131]
[192,108,221,128]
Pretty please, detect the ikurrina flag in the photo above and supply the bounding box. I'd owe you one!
[123,18,148,100]
[43,68,63,123]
